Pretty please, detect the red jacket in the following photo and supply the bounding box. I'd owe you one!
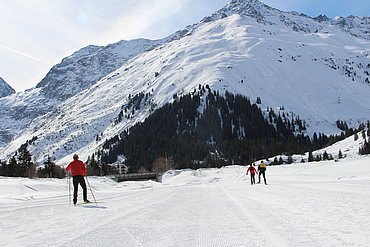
[66,159,86,176]
[246,166,257,175]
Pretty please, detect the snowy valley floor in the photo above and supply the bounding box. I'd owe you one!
[1,157,370,247]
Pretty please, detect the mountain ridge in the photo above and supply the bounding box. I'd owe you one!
[35,38,163,100]
[201,0,370,39]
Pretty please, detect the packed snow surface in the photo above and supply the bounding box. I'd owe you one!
[1,156,370,247]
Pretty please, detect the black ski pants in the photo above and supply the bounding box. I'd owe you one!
[250,173,256,184]
[258,170,267,184]
[72,175,87,204]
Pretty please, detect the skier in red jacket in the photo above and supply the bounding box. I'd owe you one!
[66,154,90,205]
[246,163,258,185]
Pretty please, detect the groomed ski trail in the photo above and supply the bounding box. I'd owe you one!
[1,158,370,247]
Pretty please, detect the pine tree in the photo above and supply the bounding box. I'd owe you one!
[7,156,17,177]
[17,146,36,178]
[338,149,343,159]
[362,130,366,140]
[45,156,56,178]
[359,140,370,155]
[323,151,329,160]
[308,151,314,162]
[279,157,284,164]
[272,157,278,165]
[354,133,359,141]
[287,155,293,164]
[86,154,101,176]
[37,157,65,178]
[0,160,6,176]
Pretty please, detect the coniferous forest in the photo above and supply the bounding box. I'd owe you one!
[98,88,337,172]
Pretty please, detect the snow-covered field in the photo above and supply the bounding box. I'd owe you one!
[1,156,369,247]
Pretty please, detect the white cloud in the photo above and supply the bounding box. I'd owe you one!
[94,0,199,43]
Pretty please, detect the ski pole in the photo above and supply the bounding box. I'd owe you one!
[68,172,71,206]
[85,176,98,206]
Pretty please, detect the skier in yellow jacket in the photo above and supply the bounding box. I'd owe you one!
[257,161,267,185]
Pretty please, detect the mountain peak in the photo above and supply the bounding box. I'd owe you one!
[0,77,15,98]
[225,0,272,19]
[228,0,268,9]
[200,0,273,25]
[314,14,330,23]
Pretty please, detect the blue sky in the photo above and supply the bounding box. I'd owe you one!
[0,0,369,92]
[265,0,369,18]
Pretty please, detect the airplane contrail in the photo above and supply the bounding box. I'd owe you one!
[0,44,54,65]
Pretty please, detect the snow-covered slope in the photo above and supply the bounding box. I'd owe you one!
[1,154,370,246]
[1,0,369,163]
[0,77,15,98]
[0,39,162,147]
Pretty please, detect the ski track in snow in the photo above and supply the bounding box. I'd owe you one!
[1,157,370,247]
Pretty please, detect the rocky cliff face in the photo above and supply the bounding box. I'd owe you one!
[36,39,162,100]
[0,77,15,98]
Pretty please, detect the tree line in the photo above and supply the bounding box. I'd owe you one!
[0,145,66,178]
[0,145,119,178]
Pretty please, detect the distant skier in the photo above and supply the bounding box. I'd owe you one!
[66,154,90,205]
[257,161,267,185]
[246,164,257,185]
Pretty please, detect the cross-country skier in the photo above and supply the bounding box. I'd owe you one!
[246,163,257,185]
[66,154,90,205]
[257,161,267,185]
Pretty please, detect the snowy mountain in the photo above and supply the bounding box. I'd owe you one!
[36,39,163,101]
[0,0,369,164]
[205,0,370,40]
[0,38,162,147]
[0,77,15,98]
